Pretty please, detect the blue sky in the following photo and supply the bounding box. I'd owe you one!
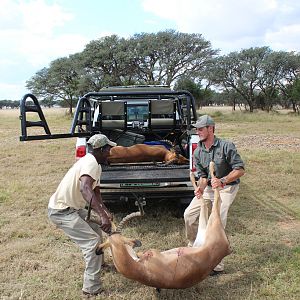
[1,0,300,100]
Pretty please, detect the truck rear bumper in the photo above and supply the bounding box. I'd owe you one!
[100,164,193,203]
[101,185,194,202]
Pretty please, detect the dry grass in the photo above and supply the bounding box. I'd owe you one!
[0,108,300,300]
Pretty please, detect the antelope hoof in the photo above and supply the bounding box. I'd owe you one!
[95,248,104,255]
[133,239,142,248]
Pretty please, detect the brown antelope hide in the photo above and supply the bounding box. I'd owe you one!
[96,162,231,289]
[107,144,189,165]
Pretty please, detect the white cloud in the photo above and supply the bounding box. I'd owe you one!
[265,24,300,52]
[0,0,91,99]
[19,0,73,35]
[0,0,88,67]
[1,0,300,100]
[142,0,300,53]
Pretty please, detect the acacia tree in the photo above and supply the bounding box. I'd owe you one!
[255,51,285,111]
[174,77,214,108]
[290,79,300,113]
[0,100,19,109]
[26,55,80,114]
[26,30,300,110]
[275,52,300,112]
[207,48,300,112]
[174,77,203,109]
[208,47,273,112]
[79,35,137,92]
[283,79,300,113]
[26,31,217,102]
[130,30,218,86]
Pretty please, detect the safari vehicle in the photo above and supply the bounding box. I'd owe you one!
[19,86,199,206]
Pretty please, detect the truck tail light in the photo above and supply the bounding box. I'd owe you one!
[191,143,198,172]
[76,145,86,160]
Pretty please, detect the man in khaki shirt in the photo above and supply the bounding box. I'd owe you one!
[48,134,116,297]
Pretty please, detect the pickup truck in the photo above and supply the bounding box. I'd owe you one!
[19,86,199,206]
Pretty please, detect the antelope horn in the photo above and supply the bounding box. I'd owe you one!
[116,211,143,232]
[209,161,216,179]
[116,199,145,232]
[190,171,198,190]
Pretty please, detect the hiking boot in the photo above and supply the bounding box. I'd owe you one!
[82,288,104,298]
[209,270,224,276]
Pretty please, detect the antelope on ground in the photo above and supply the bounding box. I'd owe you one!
[93,162,231,289]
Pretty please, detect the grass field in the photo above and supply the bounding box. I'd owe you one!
[0,108,300,300]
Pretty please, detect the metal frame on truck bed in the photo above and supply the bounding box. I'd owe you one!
[19,86,198,205]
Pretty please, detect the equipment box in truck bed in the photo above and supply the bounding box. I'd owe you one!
[19,86,198,204]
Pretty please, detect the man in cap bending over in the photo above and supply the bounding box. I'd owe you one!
[48,134,116,297]
[184,115,245,275]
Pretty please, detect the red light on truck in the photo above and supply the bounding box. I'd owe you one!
[191,143,198,172]
[76,145,86,160]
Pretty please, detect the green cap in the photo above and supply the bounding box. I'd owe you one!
[192,115,215,128]
[87,134,117,149]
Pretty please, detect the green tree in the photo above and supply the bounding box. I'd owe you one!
[174,77,202,108]
[79,35,136,91]
[0,100,19,109]
[26,31,217,102]
[257,51,291,111]
[284,78,300,113]
[40,96,56,108]
[208,47,273,112]
[130,30,217,86]
[276,52,300,111]
[26,55,80,114]
[208,48,300,112]
[174,77,215,109]
[290,79,300,113]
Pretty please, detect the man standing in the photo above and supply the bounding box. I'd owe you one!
[48,134,116,297]
[184,115,245,275]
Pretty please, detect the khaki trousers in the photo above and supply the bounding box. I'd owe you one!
[48,207,103,294]
[184,184,239,271]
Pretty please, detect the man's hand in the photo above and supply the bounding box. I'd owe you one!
[102,205,113,221]
[194,186,203,199]
[99,212,112,233]
[211,177,223,189]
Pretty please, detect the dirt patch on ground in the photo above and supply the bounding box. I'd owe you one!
[278,218,300,247]
[278,218,300,231]
[233,134,300,151]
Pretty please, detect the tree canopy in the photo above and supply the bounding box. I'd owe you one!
[24,30,300,113]
[207,47,300,112]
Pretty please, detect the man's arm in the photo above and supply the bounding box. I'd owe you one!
[194,177,208,199]
[94,186,112,221]
[193,148,210,198]
[211,168,245,189]
[80,175,112,233]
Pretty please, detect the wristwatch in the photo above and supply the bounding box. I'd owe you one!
[220,177,227,186]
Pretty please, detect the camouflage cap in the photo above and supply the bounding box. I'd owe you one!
[192,115,215,129]
[87,134,117,149]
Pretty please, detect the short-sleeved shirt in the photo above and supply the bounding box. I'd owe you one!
[193,136,244,185]
[48,153,101,210]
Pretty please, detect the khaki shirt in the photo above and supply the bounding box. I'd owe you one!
[48,153,101,209]
[194,136,244,184]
